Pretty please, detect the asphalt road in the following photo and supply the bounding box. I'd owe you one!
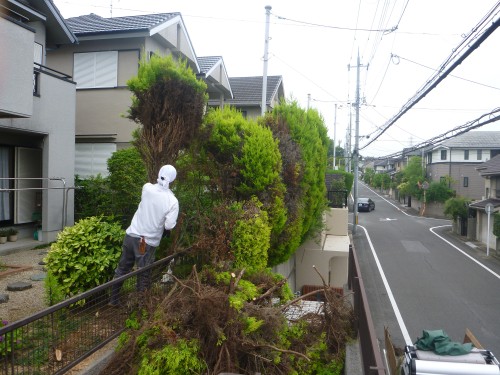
[351,182,500,357]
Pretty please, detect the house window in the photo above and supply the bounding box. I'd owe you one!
[34,43,43,66]
[75,143,116,178]
[477,149,482,160]
[440,150,447,160]
[427,153,432,164]
[464,150,469,160]
[463,177,468,187]
[74,51,118,89]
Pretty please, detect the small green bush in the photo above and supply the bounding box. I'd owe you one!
[138,339,206,375]
[444,197,470,222]
[44,216,124,300]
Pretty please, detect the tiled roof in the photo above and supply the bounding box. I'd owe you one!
[227,76,283,105]
[65,13,180,35]
[197,56,222,74]
[439,131,500,149]
[469,198,500,210]
[476,154,500,176]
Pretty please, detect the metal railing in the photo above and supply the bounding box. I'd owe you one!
[348,244,387,375]
[0,250,188,374]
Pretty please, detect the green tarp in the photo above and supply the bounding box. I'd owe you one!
[414,329,473,356]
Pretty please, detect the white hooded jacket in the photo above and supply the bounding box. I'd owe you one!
[126,165,179,247]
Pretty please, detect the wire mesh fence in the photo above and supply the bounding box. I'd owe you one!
[0,250,188,374]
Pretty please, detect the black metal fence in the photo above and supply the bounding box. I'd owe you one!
[0,250,188,374]
[348,244,387,375]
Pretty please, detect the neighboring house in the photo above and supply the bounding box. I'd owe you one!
[198,56,233,107]
[46,13,232,178]
[208,76,285,119]
[469,155,500,249]
[425,131,500,200]
[0,0,77,242]
[373,158,395,174]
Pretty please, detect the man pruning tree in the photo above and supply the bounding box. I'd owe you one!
[109,164,179,306]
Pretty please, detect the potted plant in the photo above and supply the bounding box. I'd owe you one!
[7,228,18,242]
[0,229,7,244]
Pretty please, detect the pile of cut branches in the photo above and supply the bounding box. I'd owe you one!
[101,266,354,375]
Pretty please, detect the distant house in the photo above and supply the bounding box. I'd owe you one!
[425,131,500,200]
[47,13,232,177]
[373,158,396,174]
[209,76,285,119]
[0,0,77,241]
[469,155,500,249]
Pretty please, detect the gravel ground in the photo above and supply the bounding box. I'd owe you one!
[0,247,50,323]
[0,246,114,374]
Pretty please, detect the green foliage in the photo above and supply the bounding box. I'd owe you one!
[493,212,500,237]
[399,156,424,198]
[326,170,353,192]
[74,175,112,221]
[127,53,208,181]
[272,101,329,244]
[426,180,454,203]
[138,339,206,375]
[236,122,282,195]
[107,147,147,226]
[128,54,206,94]
[231,200,271,271]
[444,197,470,222]
[215,271,268,312]
[242,316,265,334]
[44,217,124,300]
[43,271,66,306]
[363,167,375,185]
[0,320,22,357]
[372,173,391,190]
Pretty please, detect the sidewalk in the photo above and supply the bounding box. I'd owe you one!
[0,237,48,256]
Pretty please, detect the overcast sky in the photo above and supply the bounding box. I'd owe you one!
[53,0,500,157]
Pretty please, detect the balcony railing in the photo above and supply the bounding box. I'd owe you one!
[33,63,73,96]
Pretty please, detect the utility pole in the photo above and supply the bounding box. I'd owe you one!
[261,5,272,116]
[351,51,368,235]
[333,104,337,169]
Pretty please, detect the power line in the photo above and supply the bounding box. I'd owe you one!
[373,107,500,160]
[360,5,500,151]
[271,12,396,33]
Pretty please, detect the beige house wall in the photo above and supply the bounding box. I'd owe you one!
[0,18,34,118]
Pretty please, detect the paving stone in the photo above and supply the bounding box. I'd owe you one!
[0,294,9,303]
[7,281,32,291]
[30,273,46,281]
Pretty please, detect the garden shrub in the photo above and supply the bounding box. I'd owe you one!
[231,199,271,271]
[444,197,470,222]
[107,147,147,227]
[44,216,124,301]
[74,175,112,221]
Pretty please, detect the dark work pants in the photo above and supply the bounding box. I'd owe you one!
[109,234,156,305]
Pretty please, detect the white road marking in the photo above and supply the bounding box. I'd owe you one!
[358,224,412,345]
[430,225,500,280]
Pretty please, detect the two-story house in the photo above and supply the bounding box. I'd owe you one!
[425,131,500,200]
[46,12,233,178]
[208,76,285,118]
[0,0,77,242]
[469,155,500,250]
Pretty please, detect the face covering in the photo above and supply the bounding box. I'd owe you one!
[157,165,177,189]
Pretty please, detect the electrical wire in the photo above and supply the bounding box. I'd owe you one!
[359,5,500,151]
